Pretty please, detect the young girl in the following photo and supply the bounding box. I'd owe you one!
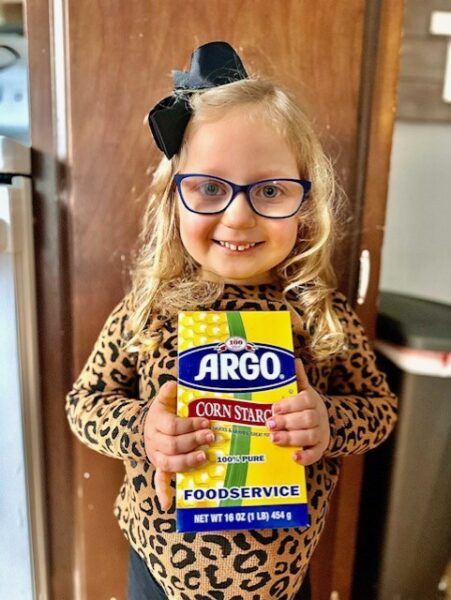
[66,42,397,600]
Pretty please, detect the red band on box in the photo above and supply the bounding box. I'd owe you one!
[188,398,273,427]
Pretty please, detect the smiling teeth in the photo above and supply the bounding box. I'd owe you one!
[219,241,257,251]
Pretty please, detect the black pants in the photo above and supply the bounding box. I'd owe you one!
[128,546,311,600]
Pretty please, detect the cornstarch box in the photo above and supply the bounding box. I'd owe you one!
[176,311,309,532]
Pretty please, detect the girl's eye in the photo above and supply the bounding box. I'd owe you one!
[255,184,284,199]
[199,181,226,196]
[263,186,279,198]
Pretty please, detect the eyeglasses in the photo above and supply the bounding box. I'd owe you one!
[173,173,311,219]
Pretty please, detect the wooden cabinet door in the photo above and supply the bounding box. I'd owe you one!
[26,1,402,599]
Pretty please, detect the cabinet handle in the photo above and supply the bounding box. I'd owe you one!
[357,248,370,305]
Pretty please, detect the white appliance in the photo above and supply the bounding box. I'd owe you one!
[0,137,48,599]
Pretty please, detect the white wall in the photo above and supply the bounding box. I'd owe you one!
[380,121,451,305]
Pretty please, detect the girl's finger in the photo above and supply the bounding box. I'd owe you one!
[267,409,319,431]
[157,413,211,436]
[154,380,178,412]
[152,448,208,473]
[295,358,310,391]
[293,446,323,466]
[154,428,215,455]
[272,390,316,416]
[154,469,173,511]
[155,381,208,431]
[269,428,319,448]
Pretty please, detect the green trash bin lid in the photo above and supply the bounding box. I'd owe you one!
[377,292,451,352]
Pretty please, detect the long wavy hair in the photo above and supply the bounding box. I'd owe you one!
[125,78,347,361]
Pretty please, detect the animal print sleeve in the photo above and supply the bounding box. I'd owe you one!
[322,292,398,457]
[65,295,148,461]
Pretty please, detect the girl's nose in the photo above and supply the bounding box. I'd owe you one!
[221,192,257,228]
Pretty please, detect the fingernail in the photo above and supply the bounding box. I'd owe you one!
[271,433,280,443]
[266,419,276,430]
[197,451,206,462]
[206,433,215,443]
[293,451,302,462]
[273,404,281,414]
[201,419,210,429]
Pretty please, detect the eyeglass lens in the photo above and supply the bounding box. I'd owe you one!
[179,176,305,217]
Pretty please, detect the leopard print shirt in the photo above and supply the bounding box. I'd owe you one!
[66,284,397,600]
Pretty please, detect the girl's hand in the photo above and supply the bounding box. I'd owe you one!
[144,381,214,511]
[266,359,330,465]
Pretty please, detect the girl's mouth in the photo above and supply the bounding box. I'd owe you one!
[213,240,264,252]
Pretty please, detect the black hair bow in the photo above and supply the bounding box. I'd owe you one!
[148,41,248,159]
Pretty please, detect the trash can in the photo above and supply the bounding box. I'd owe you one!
[353,292,451,600]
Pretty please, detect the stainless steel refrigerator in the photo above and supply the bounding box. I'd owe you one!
[0,136,48,599]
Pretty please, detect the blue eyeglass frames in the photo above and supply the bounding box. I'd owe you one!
[173,173,311,219]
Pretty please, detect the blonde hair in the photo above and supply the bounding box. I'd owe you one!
[126,78,347,361]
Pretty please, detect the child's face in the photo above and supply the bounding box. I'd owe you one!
[177,108,300,285]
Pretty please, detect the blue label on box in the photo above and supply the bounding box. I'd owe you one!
[179,342,296,393]
[177,503,310,533]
